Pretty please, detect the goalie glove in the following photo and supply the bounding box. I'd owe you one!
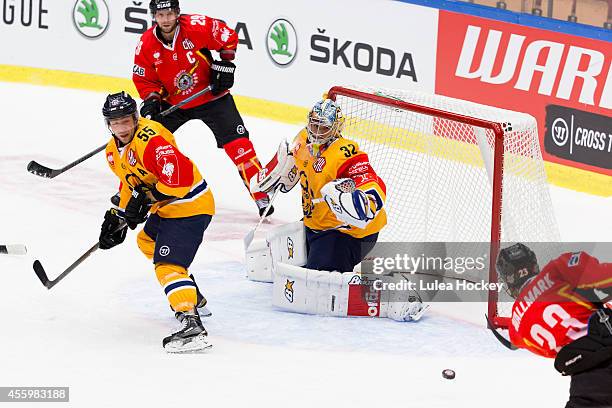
[320,178,374,229]
[250,139,298,194]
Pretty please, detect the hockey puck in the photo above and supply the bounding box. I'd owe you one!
[442,369,455,379]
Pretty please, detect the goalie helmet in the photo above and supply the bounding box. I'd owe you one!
[149,0,180,14]
[496,243,540,299]
[102,92,137,121]
[306,99,345,155]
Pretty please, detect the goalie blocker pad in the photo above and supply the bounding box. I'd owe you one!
[273,263,428,321]
[245,221,307,282]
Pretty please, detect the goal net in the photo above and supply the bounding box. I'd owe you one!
[328,86,560,328]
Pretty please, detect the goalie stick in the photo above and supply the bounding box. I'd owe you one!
[0,244,27,255]
[27,86,212,179]
[243,187,281,250]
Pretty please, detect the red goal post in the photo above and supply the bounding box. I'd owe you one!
[327,86,560,329]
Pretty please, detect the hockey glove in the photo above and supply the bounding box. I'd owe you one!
[321,178,372,229]
[250,138,298,194]
[125,185,153,229]
[99,209,128,250]
[210,60,236,95]
[140,96,162,121]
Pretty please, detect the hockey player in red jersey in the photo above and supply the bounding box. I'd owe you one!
[132,0,272,216]
[496,243,612,408]
[98,91,215,353]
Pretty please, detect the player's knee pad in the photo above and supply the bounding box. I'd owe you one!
[137,229,155,260]
[155,263,197,312]
[246,221,307,282]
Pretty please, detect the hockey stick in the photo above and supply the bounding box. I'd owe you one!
[243,187,281,250]
[0,244,27,255]
[27,144,106,179]
[27,86,213,179]
[485,314,517,350]
[32,222,127,290]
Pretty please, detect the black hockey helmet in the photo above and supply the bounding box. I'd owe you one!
[102,91,137,120]
[496,243,540,298]
[149,0,180,14]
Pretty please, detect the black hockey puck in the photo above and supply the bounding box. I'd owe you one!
[442,369,455,379]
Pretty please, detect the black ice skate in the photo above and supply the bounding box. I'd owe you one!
[163,310,211,353]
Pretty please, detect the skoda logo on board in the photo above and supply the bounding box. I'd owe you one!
[73,0,110,39]
[266,18,298,67]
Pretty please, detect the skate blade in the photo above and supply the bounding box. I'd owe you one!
[164,334,212,354]
[198,305,212,318]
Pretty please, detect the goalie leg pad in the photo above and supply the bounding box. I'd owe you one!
[268,221,307,268]
[155,263,197,312]
[273,262,358,316]
[245,222,307,283]
[245,239,273,282]
[272,264,427,321]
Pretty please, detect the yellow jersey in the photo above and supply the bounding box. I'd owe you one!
[292,129,386,239]
[105,117,214,218]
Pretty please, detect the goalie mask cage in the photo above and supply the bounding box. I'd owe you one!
[327,86,560,329]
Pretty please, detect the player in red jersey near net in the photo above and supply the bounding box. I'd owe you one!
[496,243,612,408]
[132,0,273,216]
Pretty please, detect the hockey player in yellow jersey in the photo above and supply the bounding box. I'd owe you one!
[252,99,387,271]
[98,91,213,353]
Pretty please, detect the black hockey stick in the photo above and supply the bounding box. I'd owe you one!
[27,86,212,179]
[485,314,518,351]
[33,223,127,289]
[27,144,107,179]
[0,244,27,255]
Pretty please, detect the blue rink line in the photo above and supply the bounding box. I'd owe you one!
[397,0,612,41]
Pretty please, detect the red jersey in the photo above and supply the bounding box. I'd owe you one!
[133,14,238,109]
[509,252,612,358]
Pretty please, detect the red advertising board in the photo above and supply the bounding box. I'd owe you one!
[436,11,611,177]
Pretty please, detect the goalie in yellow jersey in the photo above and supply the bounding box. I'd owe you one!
[98,91,214,353]
[250,99,427,322]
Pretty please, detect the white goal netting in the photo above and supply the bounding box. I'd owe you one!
[329,86,561,323]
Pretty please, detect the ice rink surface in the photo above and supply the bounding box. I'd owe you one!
[0,83,610,407]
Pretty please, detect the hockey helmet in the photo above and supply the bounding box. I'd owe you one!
[149,0,180,14]
[306,99,345,149]
[496,243,540,298]
[102,91,138,121]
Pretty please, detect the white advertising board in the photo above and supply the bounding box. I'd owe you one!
[0,0,438,106]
